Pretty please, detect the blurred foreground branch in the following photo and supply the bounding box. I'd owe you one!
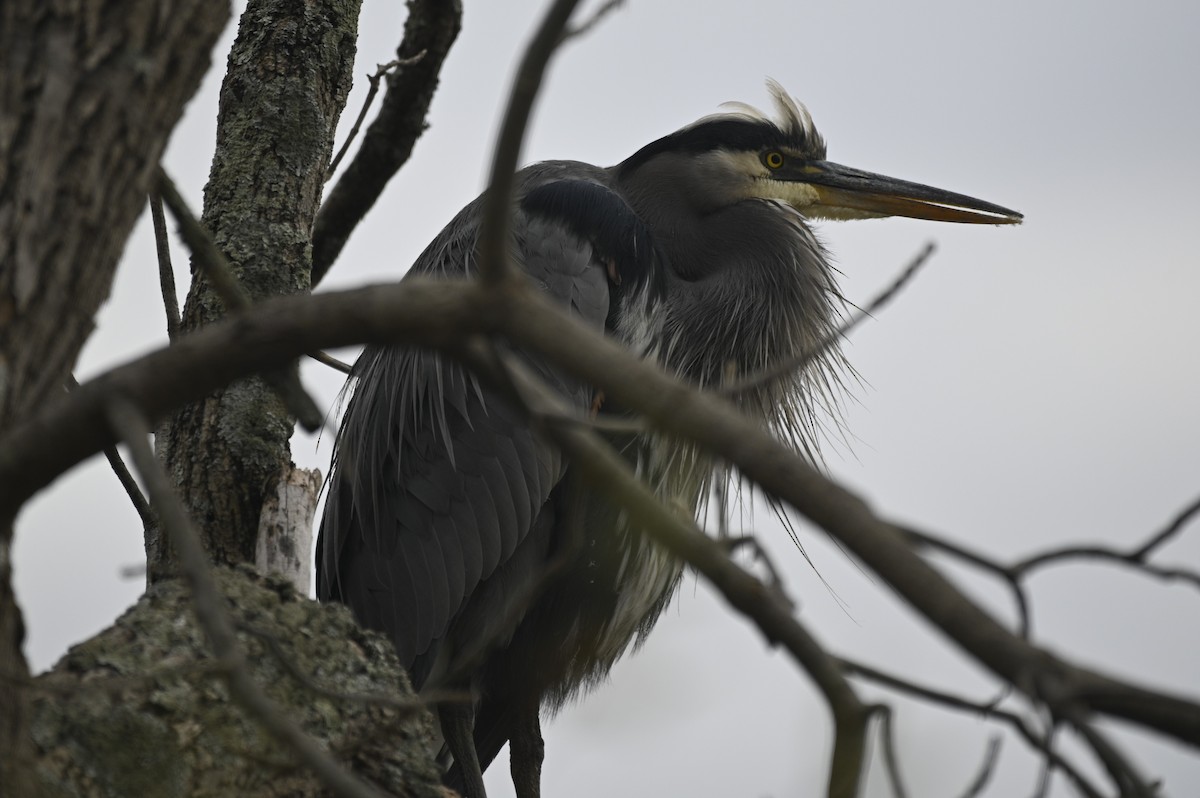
[3,275,1197,798]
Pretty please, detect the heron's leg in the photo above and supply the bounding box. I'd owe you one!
[440,702,487,798]
[509,702,544,798]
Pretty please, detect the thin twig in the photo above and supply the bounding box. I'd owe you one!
[311,0,462,286]
[1017,545,1200,590]
[956,735,1002,798]
[872,705,909,798]
[1131,492,1200,559]
[475,343,869,798]
[476,0,583,285]
[5,277,1200,754]
[155,168,323,432]
[838,657,1105,798]
[148,192,181,340]
[720,534,791,601]
[156,169,253,311]
[1062,707,1159,798]
[1013,493,1200,590]
[561,0,623,40]
[308,350,353,375]
[899,524,1031,638]
[1031,721,1057,798]
[105,397,386,798]
[65,374,155,533]
[325,53,427,182]
[713,467,732,539]
[724,242,936,396]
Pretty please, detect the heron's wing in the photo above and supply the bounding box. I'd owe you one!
[317,171,658,684]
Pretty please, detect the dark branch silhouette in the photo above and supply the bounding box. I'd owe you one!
[106,397,386,798]
[149,192,181,341]
[311,0,463,286]
[476,0,584,285]
[2,275,1195,798]
[325,53,427,183]
[156,169,323,432]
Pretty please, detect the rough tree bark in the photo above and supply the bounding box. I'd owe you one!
[29,567,444,798]
[0,1,230,789]
[2,0,463,793]
[311,0,463,287]
[154,0,362,582]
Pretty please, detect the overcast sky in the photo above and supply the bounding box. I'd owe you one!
[14,1,1200,796]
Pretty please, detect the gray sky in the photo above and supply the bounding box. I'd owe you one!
[14,1,1200,795]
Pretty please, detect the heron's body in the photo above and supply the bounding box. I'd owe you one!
[317,83,1020,797]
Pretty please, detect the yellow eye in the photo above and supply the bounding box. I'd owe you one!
[764,151,784,169]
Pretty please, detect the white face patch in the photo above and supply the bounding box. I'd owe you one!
[753,178,892,221]
[697,148,882,220]
[760,178,822,210]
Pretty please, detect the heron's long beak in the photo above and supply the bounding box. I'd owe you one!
[778,160,1023,225]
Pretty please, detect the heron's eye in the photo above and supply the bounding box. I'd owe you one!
[764,151,785,170]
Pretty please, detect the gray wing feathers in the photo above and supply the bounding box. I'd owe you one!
[318,173,615,675]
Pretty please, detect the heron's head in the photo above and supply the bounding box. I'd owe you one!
[618,79,1023,226]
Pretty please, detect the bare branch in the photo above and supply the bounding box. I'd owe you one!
[3,277,1199,753]
[1017,544,1200,591]
[904,490,1200,660]
[899,524,1032,638]
[1032,723,1057,798]
[957,736,1003,798]
[156,168,323,432]
[839,658,1105,798]
[65,374,155,534]
[720,534,792,600]
[724,242,936,396]
[561,0,624,41]
[105,397,386,798]
[1012,493,1200,591]
[156,169,253,312]
[325,53,427,182]
[476,0,583,285]
[311,0,462,286]
[308,350,353,375]
[493,291,1200,750]
[872,705,910,798]
[476,344,869,798]
[1132,492,1200,559]
[148,192,181,341]
[1063,707,1159,797]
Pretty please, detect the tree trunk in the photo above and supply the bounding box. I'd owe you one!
[29,568,445,798]
[154,0,362,582]
[0,1,230,789]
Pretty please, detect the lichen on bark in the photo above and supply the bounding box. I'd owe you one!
[155,0,363,582]
[30,567,445,798]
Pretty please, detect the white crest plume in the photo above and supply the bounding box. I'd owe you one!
[713,78,824,150]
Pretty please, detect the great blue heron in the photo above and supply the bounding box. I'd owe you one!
[317,81,1021,798]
